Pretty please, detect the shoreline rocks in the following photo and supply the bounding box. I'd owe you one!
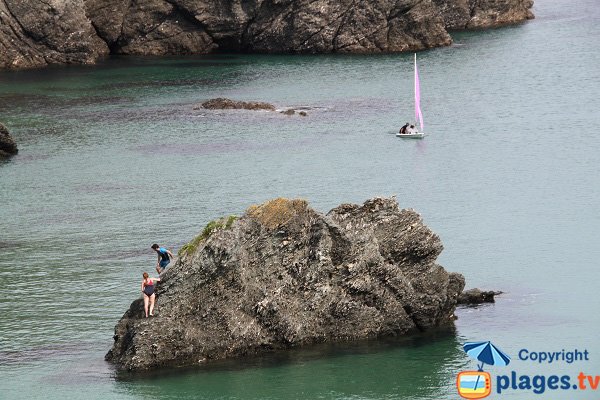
[0,123,18,157]
[1,0,535,70]
[106,197,465,371]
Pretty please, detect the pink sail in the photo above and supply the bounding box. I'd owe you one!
[414,54,424,131]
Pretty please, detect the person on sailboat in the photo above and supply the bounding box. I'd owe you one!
[405,124,416,134]
[399,122,409,134]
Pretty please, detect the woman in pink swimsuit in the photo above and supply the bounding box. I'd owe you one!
[141,272,161,318]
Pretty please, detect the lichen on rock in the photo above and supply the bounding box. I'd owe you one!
[106,197,465,371]
[246,198,309,229]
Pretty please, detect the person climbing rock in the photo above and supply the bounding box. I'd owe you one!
[141,272,161,318]
[151,243,173,274]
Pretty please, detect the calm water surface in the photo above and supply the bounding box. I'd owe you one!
[1,0,599,398]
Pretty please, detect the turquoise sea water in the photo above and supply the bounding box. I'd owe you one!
[1,0,599,398]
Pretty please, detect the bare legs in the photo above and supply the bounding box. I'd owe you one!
[143,294,150,317]
[149,293,155,316]
[143,293,157,317]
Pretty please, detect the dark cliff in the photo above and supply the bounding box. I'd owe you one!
[84,0,451,55]
[432,0,534,30]
[1,0,534,70]
[0,0,108,69]
[106,197,465,371]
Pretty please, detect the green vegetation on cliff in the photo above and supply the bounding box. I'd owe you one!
[178,215,238,257]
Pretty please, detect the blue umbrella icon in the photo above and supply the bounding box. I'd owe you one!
[463,341,511,371]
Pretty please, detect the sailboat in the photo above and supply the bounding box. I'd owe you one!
[397,54,426,139]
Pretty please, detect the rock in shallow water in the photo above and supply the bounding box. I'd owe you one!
[0,123,18,157]
[457,288,502,305]
[106,197,465,371]
[196,98,276,111]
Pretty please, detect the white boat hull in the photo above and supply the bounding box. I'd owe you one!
[396,132,425,139]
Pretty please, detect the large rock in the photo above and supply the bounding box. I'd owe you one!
[0,0,109,69]
[0,123,18,157]
[106,197,465,371]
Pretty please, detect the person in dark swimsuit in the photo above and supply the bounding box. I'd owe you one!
[141,272,161,318]
[151,244,174,274]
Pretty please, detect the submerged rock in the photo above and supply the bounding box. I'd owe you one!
[457,288,502,305]
[106,197,465,371]
[280,109,308,116]
[0,123,18,157]
[196,98,276,111]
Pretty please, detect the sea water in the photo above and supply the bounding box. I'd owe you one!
[1,0,599,398]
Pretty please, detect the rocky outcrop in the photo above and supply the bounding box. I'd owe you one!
[85,0,452,55]
[0,0,534,69]
[433,0,534,30]
[196,98,276,111]
[83,0,216,55]
[106,197,465,371]
[0,123,18,157]
[0,0,109,69]
[457,288,502,305]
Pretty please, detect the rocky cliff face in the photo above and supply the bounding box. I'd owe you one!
[0,0,534,69]
[84,0,452,55]
[106,197,465,371]
[0,0,109,69]
[432,0,534,30]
